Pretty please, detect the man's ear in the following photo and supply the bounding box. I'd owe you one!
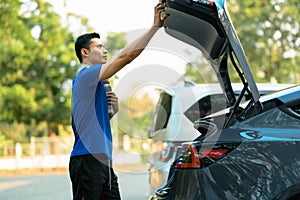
[81,48,89,57]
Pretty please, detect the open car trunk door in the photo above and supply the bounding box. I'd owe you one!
[163,0,260,104]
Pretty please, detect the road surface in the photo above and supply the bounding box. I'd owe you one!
[0,170,150,200]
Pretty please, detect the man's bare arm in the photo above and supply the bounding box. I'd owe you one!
[98,3,166,81]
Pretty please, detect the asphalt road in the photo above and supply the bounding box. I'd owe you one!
[0,171,150,200]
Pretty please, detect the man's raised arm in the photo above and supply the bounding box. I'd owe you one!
[99,2,166,81]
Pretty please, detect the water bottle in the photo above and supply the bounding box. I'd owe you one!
[103,80,114,118]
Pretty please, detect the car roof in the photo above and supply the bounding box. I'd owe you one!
[258,84,300,105]
[206,84,300,119]
[161,82,294,112]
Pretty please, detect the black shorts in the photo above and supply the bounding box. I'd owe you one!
[69,154,121,200]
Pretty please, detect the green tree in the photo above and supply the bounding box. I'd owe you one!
[183,0,300,84]
[183,56,219,83]
[0,0,85,138]
[0,85,37,123]
[0,0,131,143]
[105,32,128,60]
[116,93,156,148]
[227,0,300,83]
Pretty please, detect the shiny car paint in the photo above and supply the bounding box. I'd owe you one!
[149,0,300,199]
[153,85,300,200]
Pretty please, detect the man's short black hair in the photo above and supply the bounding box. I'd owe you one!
[75,32,100,63]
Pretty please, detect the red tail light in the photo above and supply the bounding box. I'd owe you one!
[208,1,215,7]
[201,149,228,158]
[176,144,200,168]
[175,142,236,169]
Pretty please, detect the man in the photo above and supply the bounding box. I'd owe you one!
[69,2,167,200]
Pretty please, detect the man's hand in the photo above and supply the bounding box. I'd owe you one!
[153,2,167,28]
[106,91,119,117]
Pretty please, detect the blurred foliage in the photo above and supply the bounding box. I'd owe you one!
[105,32,128,59]
[1,0,299,147]
[116,92,155,140]
[0,122,27,143]
[0,0,86,142]
[0,0,129,144]
[184,56,219,83]
[184,0,300,84]
[0,134,14,146]
[114,92,156,157]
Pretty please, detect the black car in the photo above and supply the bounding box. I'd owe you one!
[147,82,294,194]
[149,0,300,199]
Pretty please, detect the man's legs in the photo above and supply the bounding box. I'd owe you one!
[100,167,121,200]
[69,154,121,200]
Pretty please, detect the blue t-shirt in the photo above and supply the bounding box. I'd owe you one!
[70,64,112,160]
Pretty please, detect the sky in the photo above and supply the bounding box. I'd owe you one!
[47,0,159,35]
[46,0,203,100]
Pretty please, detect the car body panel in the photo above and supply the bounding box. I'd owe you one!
[148,0,300,199]
[148,83,295,194]
[165,103,300,200]
[149,83,295,142]
[168,140,300,200]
